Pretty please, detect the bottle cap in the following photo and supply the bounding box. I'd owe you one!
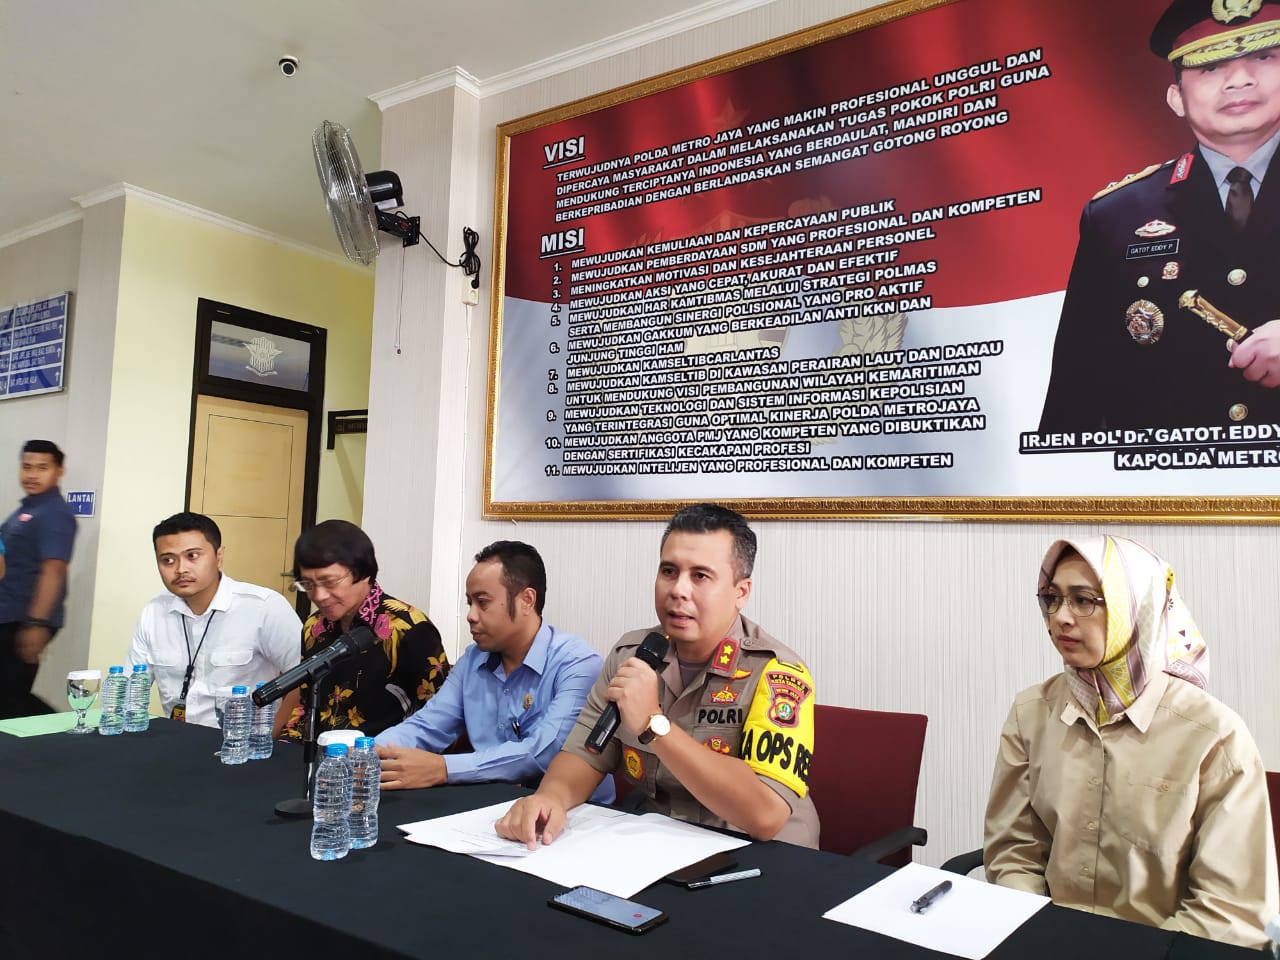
[255,682,265,688]
[325,743,349,757]
[109,665,124,674]
[317,730,363,748]
[231,685,248,695]
[132,664,148,673]
[355,736,375,749]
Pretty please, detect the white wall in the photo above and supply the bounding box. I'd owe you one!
[0,220,84,508]
[367,0,1280,866]
[84,194,374,678]
[0,207,124,707]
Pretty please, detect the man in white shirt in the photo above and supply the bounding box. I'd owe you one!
[126,512,300,728]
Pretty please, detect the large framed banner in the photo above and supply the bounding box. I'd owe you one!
[486,0,1280,521]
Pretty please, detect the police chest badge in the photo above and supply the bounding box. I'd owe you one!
[1135,220,1176,237]
[1125,299,1164,345]
[709,683,741,704]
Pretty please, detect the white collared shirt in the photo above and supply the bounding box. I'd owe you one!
[126,573,301,728]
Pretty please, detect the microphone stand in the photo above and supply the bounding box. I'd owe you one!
[274,665,333,819]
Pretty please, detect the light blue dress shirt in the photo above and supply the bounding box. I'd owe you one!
[376,622,615,803]
[1199,126,1280,207]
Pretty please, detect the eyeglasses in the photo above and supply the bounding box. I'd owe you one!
[291,573,352,595]
[1036,591,1105,618]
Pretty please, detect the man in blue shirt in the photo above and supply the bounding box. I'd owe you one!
[376,540,613,803]
[0,440,77,718]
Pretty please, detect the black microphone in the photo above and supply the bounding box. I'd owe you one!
[584,631,668,754]
[253,624,376,706]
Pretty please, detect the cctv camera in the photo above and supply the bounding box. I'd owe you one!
[279,56,299,77]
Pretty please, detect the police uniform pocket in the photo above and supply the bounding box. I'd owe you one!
[1110,770,1196,857]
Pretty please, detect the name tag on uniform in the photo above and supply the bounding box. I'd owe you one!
[1126,239,1179,260]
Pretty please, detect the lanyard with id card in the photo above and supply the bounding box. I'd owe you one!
[170,609,218,722]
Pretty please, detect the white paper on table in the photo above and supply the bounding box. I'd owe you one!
[399,800,556,856]
[822,862,1050,960]
[399,800,749,898]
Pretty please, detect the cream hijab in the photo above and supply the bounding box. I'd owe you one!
[1039,535,1208,725]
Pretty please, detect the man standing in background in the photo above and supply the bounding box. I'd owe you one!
[0,441,76,718]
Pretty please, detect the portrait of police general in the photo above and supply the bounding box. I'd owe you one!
[1039,0,1280,433]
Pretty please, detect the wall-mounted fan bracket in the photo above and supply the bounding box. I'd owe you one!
[375,210,421,249]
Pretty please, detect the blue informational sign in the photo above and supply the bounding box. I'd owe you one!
[0,293,70,400]
[65,491,95,518]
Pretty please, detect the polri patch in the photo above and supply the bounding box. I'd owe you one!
[766,669,813,728]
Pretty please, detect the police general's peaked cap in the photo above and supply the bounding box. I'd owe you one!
[1151,0,1280,67]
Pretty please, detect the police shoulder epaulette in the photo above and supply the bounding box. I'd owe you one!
[1091,162,1167,200]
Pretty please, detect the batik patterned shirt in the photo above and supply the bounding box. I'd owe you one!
[285,585,449,738]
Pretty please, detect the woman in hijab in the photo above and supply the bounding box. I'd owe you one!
[984,535,1276,947]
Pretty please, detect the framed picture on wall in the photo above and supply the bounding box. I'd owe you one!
[0,293,70,401]
[485,0,1280,522]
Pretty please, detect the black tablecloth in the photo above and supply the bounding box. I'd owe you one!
[0,721,1260,959]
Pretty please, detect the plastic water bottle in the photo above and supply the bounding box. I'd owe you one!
[98,666,127,735]
[310,743,353,860]
[123,663,151,732]
[349,736,381,849]
[219,685,252,765]
[249,682,276,760]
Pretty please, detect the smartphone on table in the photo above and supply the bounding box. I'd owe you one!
[664,851,738,886]
[548,885,669,934]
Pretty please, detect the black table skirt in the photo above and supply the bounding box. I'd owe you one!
[0,720,1258,959]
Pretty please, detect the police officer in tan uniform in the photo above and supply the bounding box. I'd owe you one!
[496,503,819,849]
[1040,0,1280,431]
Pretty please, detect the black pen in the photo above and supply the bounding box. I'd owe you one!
[910,879,952,914]
[511,718,522,740]
[687,868,761,889]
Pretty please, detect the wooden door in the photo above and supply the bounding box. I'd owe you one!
[189,395,307,601]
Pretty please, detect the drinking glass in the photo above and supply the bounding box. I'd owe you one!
[66,669,102,734]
